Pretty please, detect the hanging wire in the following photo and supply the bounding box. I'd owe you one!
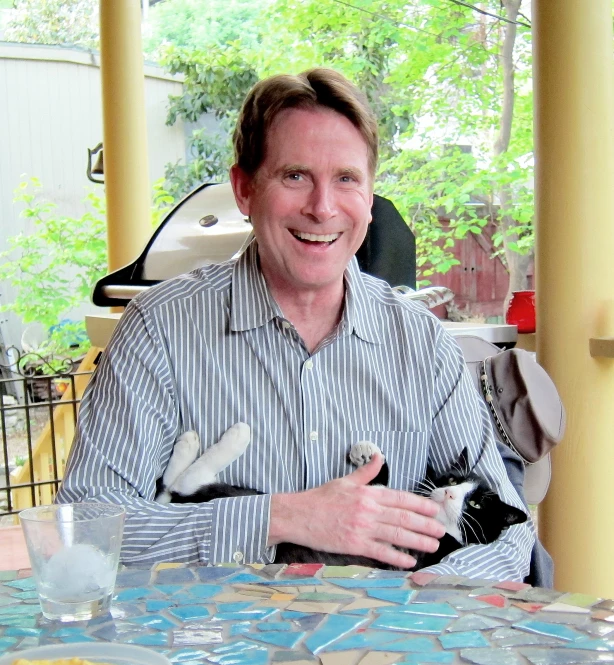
[327,0,530,61]
[443,0,531,29]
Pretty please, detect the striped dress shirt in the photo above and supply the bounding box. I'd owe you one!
[57,240,534,580]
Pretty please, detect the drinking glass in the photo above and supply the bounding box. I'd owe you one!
[19,503,125,622]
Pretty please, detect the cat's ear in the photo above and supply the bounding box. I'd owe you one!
[503,504,528,527]
[455,447,470,474]
[425,460,437,482]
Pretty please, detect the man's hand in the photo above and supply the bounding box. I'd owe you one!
[268,453,445,569]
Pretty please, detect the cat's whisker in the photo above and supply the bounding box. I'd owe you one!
[459,516,481,544]
[462,513,486,543]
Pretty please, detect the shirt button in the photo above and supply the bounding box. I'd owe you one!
[305,359,313,370]
[233,551,244,563]
[309,431,318,441]
[282,321,291,330]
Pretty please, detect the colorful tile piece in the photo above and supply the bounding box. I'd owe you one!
[366,589,415,604]
[329,578,407,589]
[115,569,152,588]
[371,613,451,634]
[129,615,177,630]
[494,580,531,592]
[513,619,586,642]
[287,602,341,615]
[491,627,564,647]
[375,604,455,619]
[250,630,307,648]
[297,591,357,602]
[557,593,601,609]
[168,605,211,621]
[114,587,155,602]
[446,597,490,612]
[475,593,506,608]
[410,572,440,587]
[480,606,526,622]
[520,647,614,664]
[541,604,591,615]
[284,564,324,577]
[319,650,362,665]
[3,579,36,592]
[173,627,224,646]
[255,621,293,631]
[438,630,489,649]
[412,591,459,604]
[229,622,253,637]
[446,613,505,632]
[273,651,318,663]
[208,642,270,665]
[195,567,242,582]
[374,636,436,653]
[512,601,545,613]
[304,614,367,654]
[155,567,196,584]
[459,647,523,664]
[397,654,454,664]
[322,566,369,579]
[320,629,398,651]
[212,608,279,621]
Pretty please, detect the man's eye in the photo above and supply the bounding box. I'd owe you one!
[286,173,303,181]
[339,175,355,183]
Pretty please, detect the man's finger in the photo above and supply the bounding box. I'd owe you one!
[347,452,384,486]
[373,485,442,518]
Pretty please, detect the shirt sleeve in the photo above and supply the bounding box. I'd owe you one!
[419,326,535,581]
[56,298,275,566]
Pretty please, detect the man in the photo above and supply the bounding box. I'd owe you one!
[57,68,534,579]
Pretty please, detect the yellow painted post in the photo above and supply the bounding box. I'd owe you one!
[99,0,151,273]
[533,0,614,595]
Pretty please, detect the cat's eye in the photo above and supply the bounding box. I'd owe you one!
[448,478,457,485]
[469,500,481,509]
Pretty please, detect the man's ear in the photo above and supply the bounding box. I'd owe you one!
[230,164,253,217]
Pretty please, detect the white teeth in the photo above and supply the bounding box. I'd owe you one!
[293,231,340,242]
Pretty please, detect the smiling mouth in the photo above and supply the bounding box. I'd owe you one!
[292,231,340,245]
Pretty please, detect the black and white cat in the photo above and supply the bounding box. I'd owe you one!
[155,423,527,569]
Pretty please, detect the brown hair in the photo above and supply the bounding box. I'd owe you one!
[233,68,379,177]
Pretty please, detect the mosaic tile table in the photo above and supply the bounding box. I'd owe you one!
[2,563,614,665]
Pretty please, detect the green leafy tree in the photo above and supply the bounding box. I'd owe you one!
[255,0,534,298]
[0,177,173,367]
[4,0,99,48]
[0,178,107,365]
[160,44,259,200]
[143,0,268,59]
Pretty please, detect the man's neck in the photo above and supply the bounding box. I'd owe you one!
[270,283,346,354]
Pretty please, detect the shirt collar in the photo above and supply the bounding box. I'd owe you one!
[343,257,381,345]
[230,239,381,345]
[230,239,282,332]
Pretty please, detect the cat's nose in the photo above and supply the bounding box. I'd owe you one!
[445,489,454,500]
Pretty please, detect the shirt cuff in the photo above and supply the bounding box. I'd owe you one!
[208,494,276,564]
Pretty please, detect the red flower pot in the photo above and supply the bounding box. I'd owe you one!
[505,290,536,334]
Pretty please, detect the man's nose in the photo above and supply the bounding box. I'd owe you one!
[301,183,338,222]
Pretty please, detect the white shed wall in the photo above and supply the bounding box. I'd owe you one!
[0,42,186,352]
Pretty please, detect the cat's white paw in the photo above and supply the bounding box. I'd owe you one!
[161,430,201,490]
[349,441,383,467]
[217,422,251,459]
[174,431,200,463]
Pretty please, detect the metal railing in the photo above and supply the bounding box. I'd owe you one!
[0,348,99,518]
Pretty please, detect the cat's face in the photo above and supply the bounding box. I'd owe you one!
[422,448,527,546]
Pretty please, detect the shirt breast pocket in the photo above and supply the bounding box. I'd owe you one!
[350,430,429,491]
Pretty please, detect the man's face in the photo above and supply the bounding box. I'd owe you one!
[231,107,374,301]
